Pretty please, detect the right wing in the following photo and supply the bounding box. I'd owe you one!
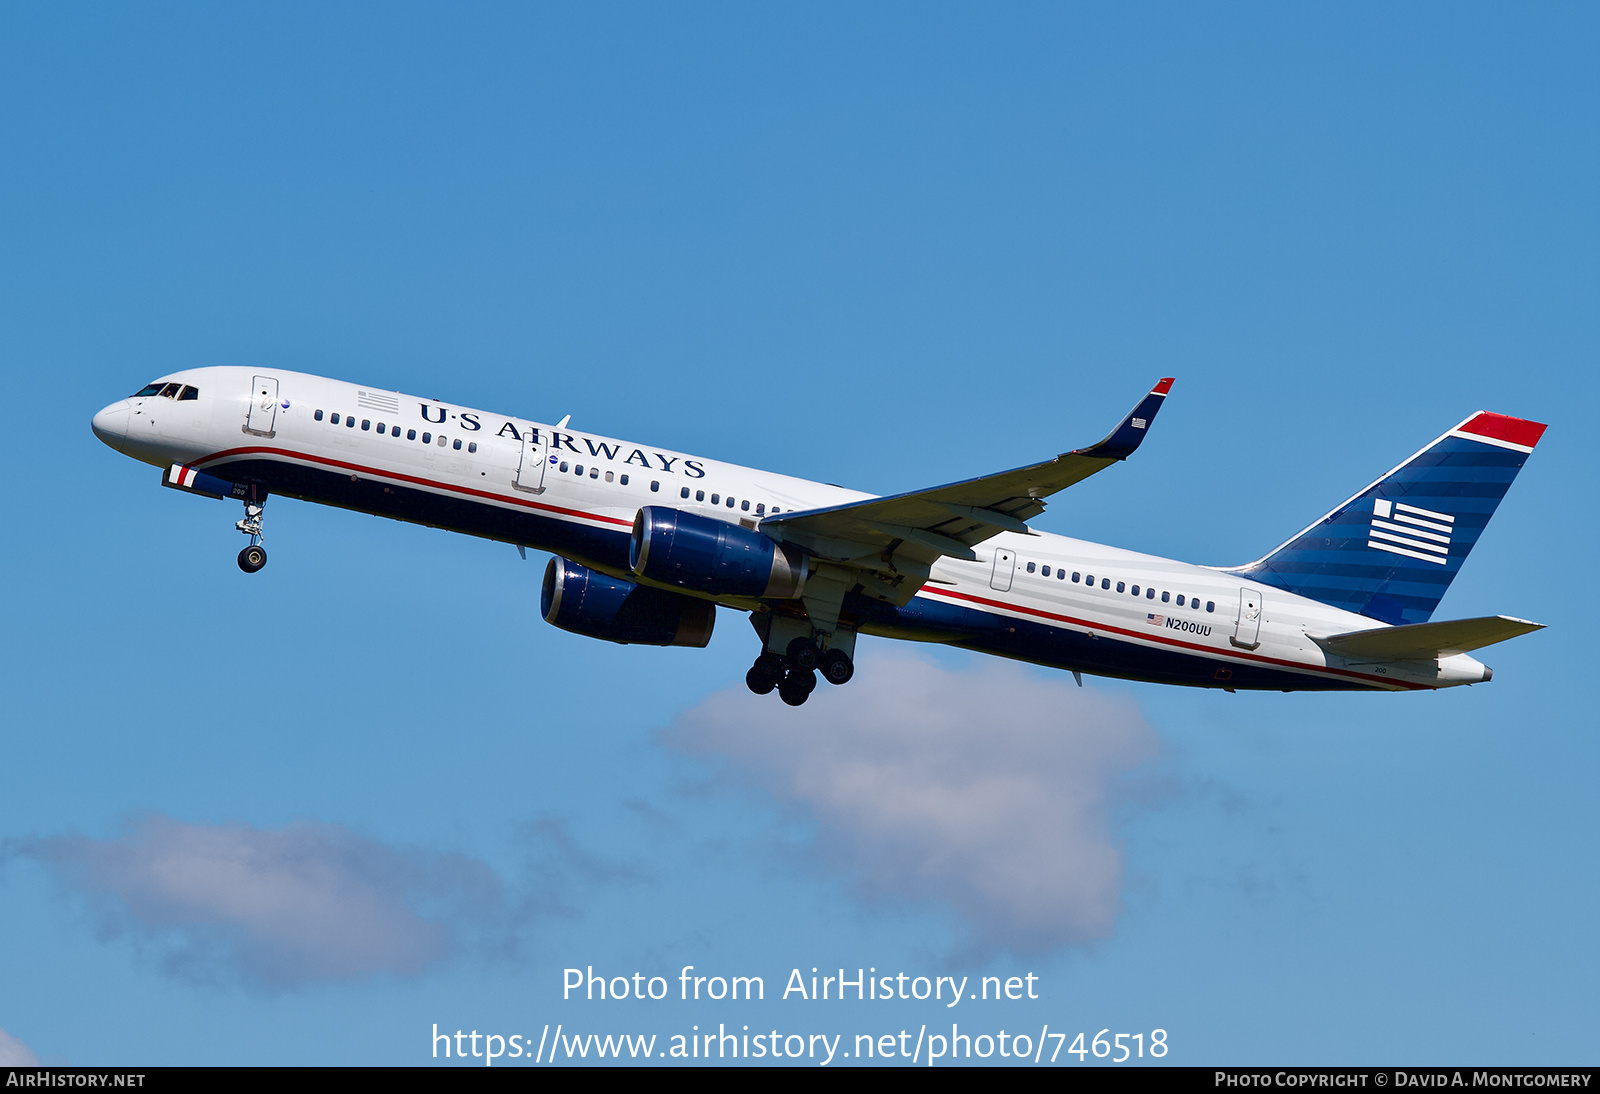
[761,378,1174,605]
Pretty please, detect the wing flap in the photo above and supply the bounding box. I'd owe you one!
[1314,615,1544,661]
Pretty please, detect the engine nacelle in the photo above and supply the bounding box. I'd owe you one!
[629,506,807,599]
[541,557,715,647]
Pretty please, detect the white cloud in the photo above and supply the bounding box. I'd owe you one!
[0,1027,39,1066]
[666,650,1161,953]
[10,814,506,987]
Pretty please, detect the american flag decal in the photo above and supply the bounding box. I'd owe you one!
[1146,613,1164,626]
[1368,498,1452,566]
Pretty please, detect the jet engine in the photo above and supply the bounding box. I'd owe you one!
[629,506,807,599]
[541,557,715,647]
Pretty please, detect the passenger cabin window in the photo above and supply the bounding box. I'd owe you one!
[1057,569,1066,580]
[1161,591,1170,603]
[1084,574,1093,585]
[575,464,584,475]
[1101,578,1110,590]
[423,432,432,444]
[346,417,356,428]
[619,473,628,485]
[696,490,705,502]
[178,386,198,401]
[755,503,765,515]
[1146,588,1155,599]
[711,494,720,505]
[331,413,341,425]
[1206,601,1215,612]
[604,471,613,482]
[558,461,568,473]
[1026,562,1036,573]
[650,481,659,492]
[361,419,371,430]
[1131,585,1139,596]
[468,442,477,453]
[1176,595,1185,606]
[392,426,402,437]
[314,410,324,421]
[726,496,735,508]
[454,439,463,450]
[377,422,386,432]
[741,500,749,511]
[407,429,416,440]
[1116,581,1125,593]
[436,434,446,447]
[681,487,691,499]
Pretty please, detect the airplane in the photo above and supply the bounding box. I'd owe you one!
[91,368,1546,704]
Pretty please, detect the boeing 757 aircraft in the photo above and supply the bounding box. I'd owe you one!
[92,369,1545,704]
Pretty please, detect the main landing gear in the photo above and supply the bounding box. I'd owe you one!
[235,494,268,573]
[745,636,854,706]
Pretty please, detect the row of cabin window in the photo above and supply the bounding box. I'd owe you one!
[133,382,199,401]
[1024,561,1215,612]
[313,410,478,453]
[553,464,787,513]
[677,486,783,515]
[556,460,631,487]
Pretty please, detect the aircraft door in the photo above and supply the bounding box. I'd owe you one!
[990,548,1016,592]
[514,425,549,493]
[245,376,279,437]
[1232,588,1262,649]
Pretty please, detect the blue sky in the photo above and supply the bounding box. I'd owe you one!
[1,2,1595,1066]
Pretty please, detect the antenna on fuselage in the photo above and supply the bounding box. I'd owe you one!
[555,414,571,429]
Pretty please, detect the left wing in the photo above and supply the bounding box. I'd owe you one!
[762,378,1174,606]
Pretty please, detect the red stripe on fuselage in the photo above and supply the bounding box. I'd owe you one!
[193,445,636,528]
[919,586,1430,690]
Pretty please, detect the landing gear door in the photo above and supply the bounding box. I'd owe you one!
[1232,588,1262,649]
[514,424,549,493]
[245,376,279,437]
[989,547,1016,592]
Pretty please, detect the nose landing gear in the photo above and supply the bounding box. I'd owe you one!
[235,494,268,573]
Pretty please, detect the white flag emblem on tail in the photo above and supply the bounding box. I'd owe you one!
[1368,498,1453,565]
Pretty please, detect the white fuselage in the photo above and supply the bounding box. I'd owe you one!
[92,366,1492,692]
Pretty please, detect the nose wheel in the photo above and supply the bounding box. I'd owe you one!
[234,496,268,573]
[238,544,268,573]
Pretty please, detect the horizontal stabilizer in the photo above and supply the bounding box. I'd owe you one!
[1314,615,1544,661]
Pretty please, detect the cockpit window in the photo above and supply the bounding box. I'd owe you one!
[133,383,165,397]
[160,383,182,398]
[178,385,199,401]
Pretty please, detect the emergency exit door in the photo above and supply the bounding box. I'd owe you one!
[514,426,550,493]
[1232,589,1262,649]
[990,548,1016,592]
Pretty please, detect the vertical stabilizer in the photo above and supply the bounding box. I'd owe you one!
[1224,412,1546,625]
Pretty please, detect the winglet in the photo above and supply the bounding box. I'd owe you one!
[1074,377,1175,461]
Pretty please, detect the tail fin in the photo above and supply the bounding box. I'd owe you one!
[1224,412,1546,625]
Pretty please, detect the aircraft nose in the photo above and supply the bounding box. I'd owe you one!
[91,400,130,452]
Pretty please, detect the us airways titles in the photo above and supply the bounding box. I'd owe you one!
[416,402,708,478]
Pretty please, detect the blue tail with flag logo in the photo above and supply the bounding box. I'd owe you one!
[1223,412,1546,626]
